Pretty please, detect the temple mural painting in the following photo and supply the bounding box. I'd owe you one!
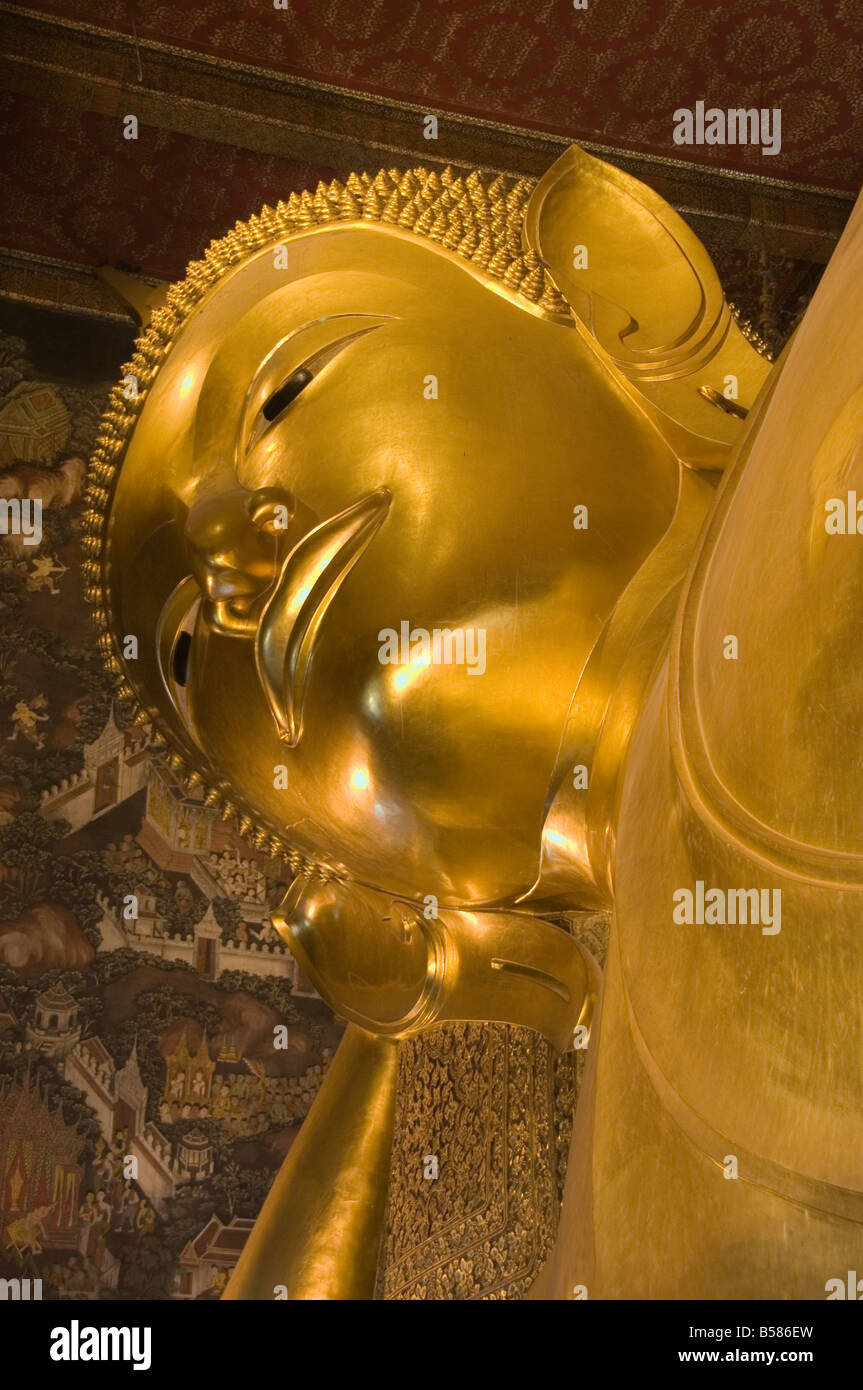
[0,331,340,1297]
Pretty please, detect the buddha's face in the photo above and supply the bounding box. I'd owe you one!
[106,224,681,905]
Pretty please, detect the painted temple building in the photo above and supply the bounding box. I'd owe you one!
[65,1037,193,1211]
[25,983,82,1058]
[39,708,317,995]
[174,1215,255,1300]
[159,1023,333,1137]
[0,1075,83,1253]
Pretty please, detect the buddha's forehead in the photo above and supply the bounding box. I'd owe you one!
[127,225,544,502]
[176,224,516,386]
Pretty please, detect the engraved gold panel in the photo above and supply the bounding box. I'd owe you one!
[379,1023,574,1300]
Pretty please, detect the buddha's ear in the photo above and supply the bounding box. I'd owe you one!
[523,145,772,471]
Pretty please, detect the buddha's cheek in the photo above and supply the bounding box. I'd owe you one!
[296,627,556,842]
[185,628,303,822]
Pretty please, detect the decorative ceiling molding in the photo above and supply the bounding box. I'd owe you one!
[0,4,853,278]
[0,245,152,321]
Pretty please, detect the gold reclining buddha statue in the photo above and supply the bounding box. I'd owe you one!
[84,143,863,1299]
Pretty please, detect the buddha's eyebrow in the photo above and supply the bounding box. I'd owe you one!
[290,321,384,378]
[244,318,387,456]
[254,313,392,385]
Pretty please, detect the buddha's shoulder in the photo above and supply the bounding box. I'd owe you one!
[671,195,863,870]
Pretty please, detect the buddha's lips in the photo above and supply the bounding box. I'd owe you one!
[253,487,392,746]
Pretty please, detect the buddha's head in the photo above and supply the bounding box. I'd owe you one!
[87,147,769,927]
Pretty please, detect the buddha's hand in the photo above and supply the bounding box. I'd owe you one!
[271,874,598,1052]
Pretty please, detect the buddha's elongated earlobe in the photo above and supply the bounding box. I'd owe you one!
[255,488,391,745]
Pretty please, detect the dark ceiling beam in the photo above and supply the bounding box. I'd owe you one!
[0,4,852,272]
[0,246,146,321]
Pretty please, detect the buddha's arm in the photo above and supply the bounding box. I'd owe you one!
[223,1025,398,1301]
[224,873,599,1299]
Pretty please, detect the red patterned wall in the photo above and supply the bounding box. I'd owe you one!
[10,0,863,190]
[0,91,336,281]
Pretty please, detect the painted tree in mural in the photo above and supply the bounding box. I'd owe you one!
[0,812,104,946]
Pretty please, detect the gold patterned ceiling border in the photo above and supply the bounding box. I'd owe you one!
[0,247,148,322]
[0,4,853,267]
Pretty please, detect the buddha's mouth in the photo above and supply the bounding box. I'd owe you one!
[158,487,392,748]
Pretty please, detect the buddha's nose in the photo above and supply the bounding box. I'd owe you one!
[184,486,296,634]
[198,563,260,603]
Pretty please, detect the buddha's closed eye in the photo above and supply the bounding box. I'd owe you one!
[245,320,385,455]
[261,367,314,422]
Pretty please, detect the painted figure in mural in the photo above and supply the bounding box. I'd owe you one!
[5,1203,53,1257]
[7,696,49,748]
[87,143,863,1299]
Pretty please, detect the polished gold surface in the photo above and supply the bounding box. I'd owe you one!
[223,1024,398,1300]
[536,186,863,1301]
[88,141,860,1299]
[270,875,600,1050]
